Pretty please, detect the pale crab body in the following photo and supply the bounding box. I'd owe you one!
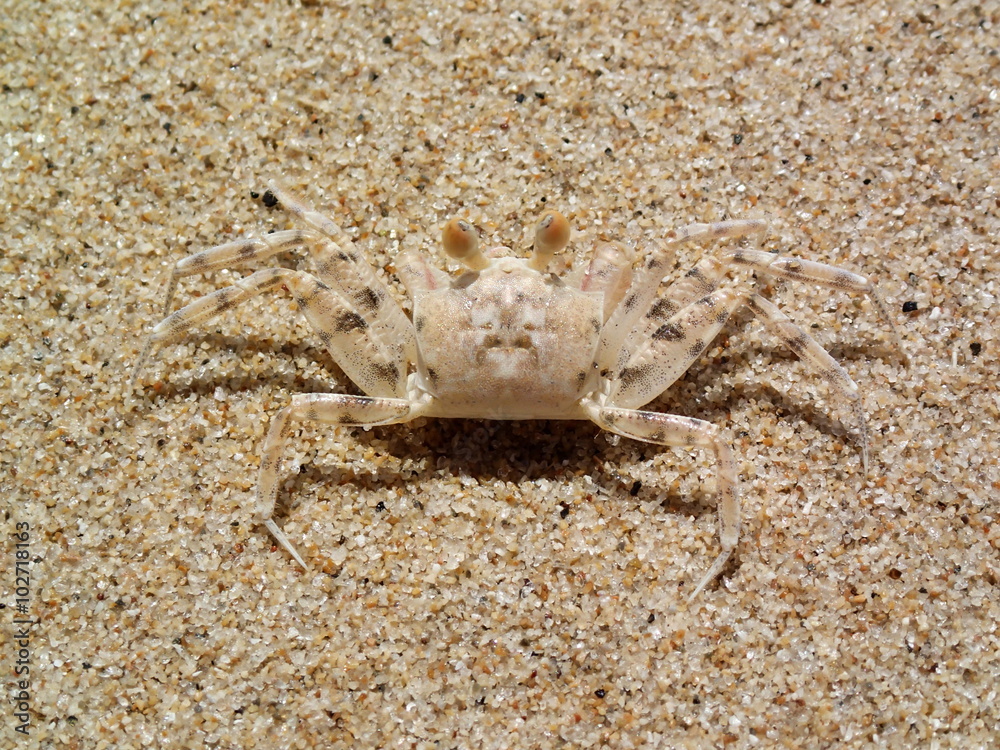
[131,185,902,603]
[412,256,603,420]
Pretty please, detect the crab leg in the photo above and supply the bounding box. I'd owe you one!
[607,282,871,467]
[577,242,635,321]
[597,220,766,374]
[607,233,905,378]
[746,294,869,470]
[130,268,412,400]
[609,288,745,410]
[157,229,326,316]
[263,183,352,244]
[147,182,416,348]
[256,392,428,568]
[130,267,289,395]
[582,402,739,603]
[724,247,903,346]
[261,186,418,361]
[151,226,415,368]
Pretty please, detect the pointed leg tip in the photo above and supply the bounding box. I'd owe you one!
[686,547,733,606]
[263,518,309,570]
[686,579,709,606]
[123,372,146,415]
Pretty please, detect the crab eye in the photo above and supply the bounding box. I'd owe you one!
[529,210,570,272]
[442,217,489,271]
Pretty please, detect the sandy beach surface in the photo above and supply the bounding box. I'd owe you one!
[2,1,997,747]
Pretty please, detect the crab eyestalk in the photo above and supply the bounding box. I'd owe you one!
[528,210,570,272]
[442,217,489,271]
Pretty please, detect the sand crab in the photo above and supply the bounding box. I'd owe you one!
[130,185,900,602]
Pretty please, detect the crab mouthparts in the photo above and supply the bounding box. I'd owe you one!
[475,335,539,377]
[480,333,534,351]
